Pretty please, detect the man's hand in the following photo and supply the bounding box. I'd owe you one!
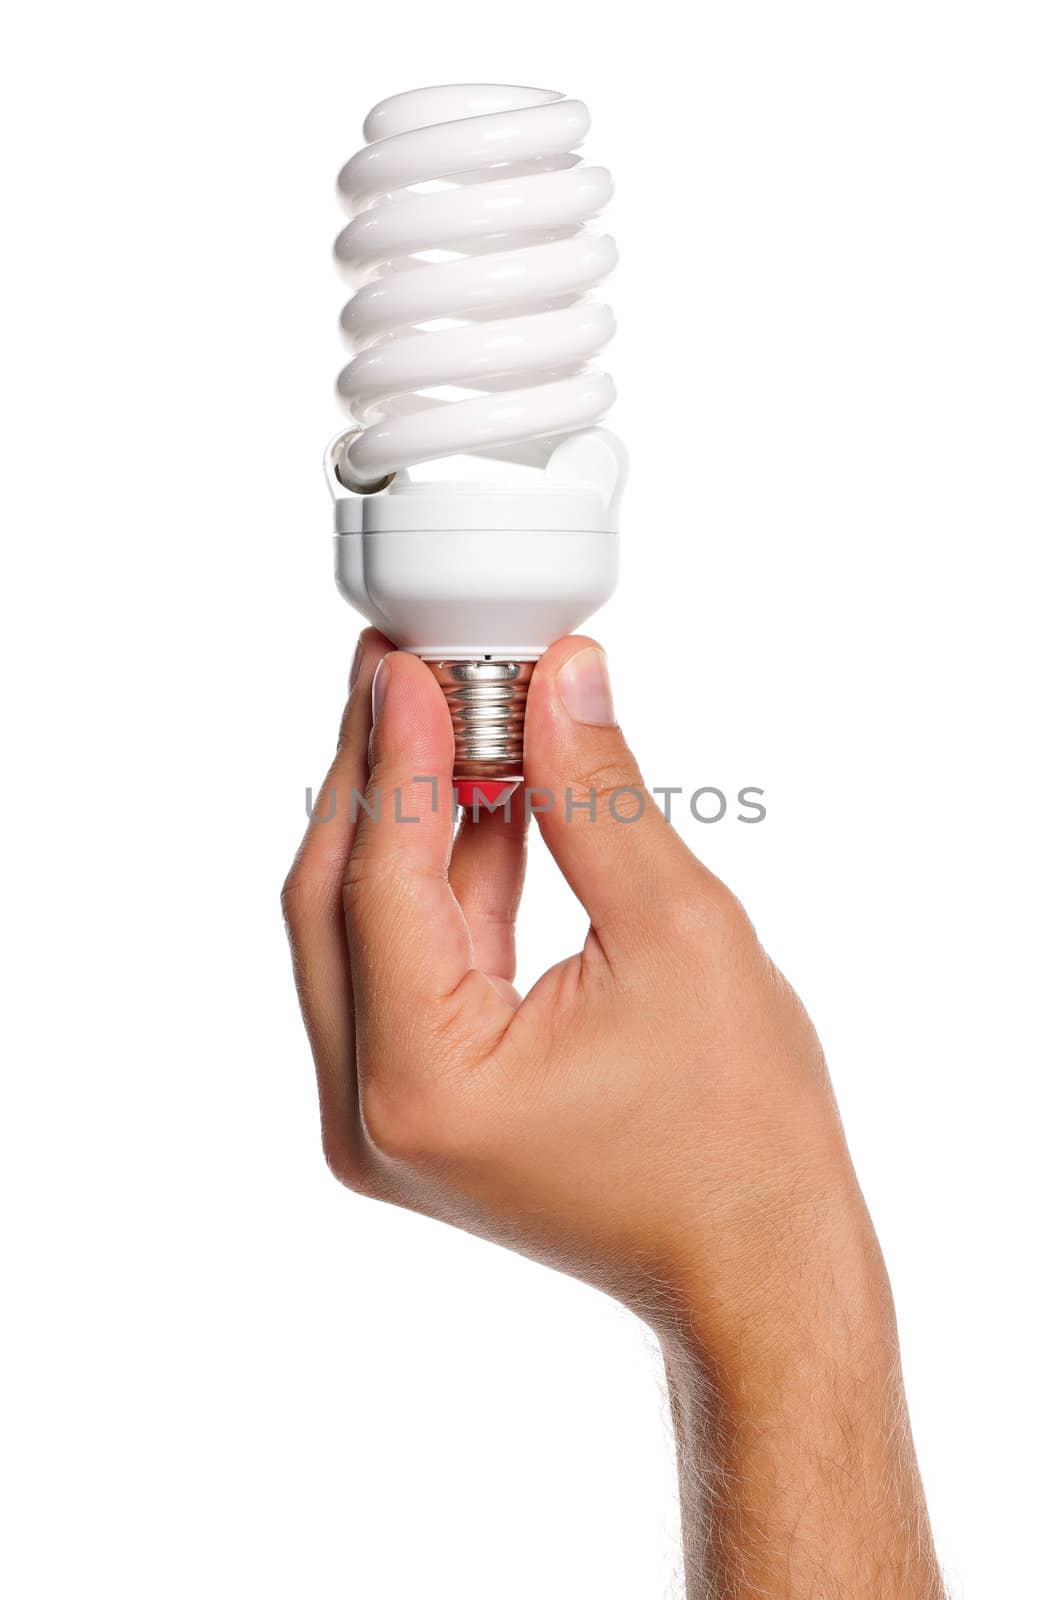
[282,630,944,1598]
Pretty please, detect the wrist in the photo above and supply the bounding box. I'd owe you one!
[659,1146,893,1383]
[658,1187,945,1598]
[663,1236,901,1482]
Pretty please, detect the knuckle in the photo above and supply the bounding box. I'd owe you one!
[281,863,337,934]
[280,866,311,930]
[360,1065,471,1164]
[321,1130,363,1190]
[360,1077,434,1161]
[656,885,717,946]
[660,877,753,949]
[707,877,756,940]
[339,870,361,924]
[339,859,372,924]
[340,842,399,911]
[565,755,644,812]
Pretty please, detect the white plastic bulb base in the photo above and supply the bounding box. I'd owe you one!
[326,428,625,803]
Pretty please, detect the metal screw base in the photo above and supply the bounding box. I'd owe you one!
[425,659,534,784]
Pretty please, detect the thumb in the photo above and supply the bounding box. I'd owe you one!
[522,637,702,952]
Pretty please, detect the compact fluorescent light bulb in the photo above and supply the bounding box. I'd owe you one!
[326,83,625,804]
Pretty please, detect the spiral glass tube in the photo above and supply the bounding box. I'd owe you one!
[334,83,617,487]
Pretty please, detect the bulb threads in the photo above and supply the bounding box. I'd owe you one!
[426,660,533,785]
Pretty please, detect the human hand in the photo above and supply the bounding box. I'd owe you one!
[283,630,943,1597]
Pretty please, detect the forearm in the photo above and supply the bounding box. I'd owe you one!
[661,1218,945,1599]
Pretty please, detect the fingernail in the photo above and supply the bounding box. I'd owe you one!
[371,658,390,723]
[557,647,616,726]
[348,638,364,691]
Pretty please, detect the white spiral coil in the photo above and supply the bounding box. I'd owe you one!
[334,83,617,488]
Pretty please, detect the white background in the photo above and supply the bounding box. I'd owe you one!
[2,4,1060,1595]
